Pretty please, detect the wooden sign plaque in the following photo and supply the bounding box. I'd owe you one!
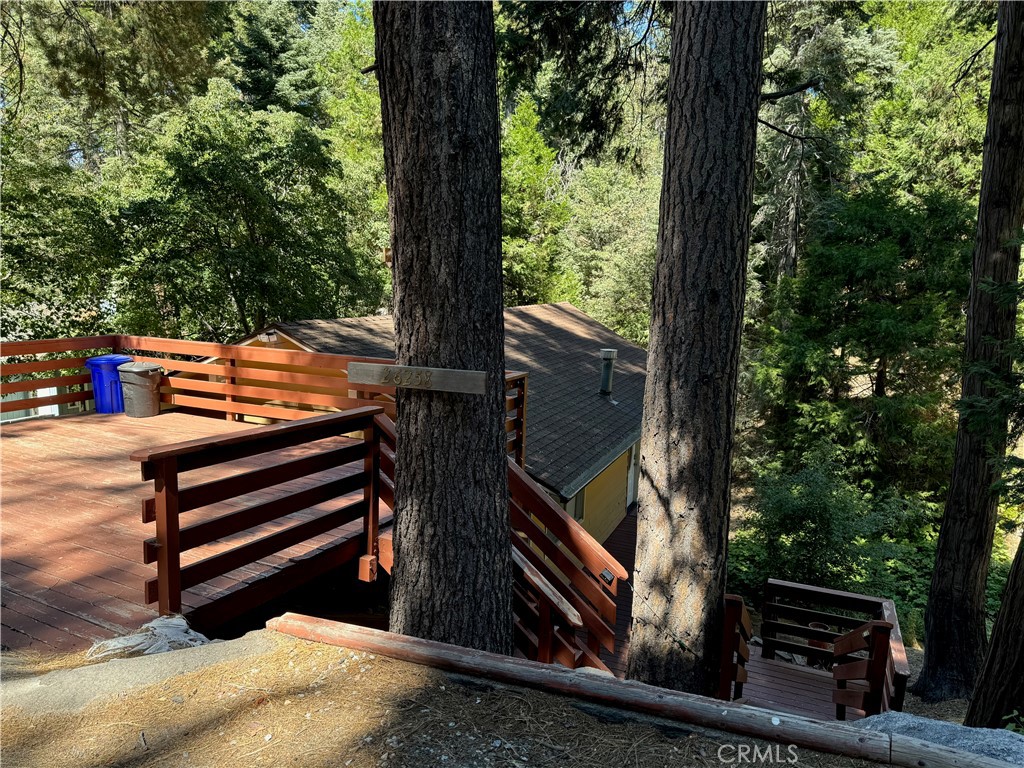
[347,362,486,395]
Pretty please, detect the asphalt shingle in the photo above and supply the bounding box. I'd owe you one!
[270,303,647,500]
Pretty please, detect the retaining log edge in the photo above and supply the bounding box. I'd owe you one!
[266,613,1012,768]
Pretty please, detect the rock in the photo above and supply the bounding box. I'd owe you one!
[853,711,1024,765]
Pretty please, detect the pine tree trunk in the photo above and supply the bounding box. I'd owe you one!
[373,2,512,655]
[965,540,1024,728]
[627,1,766,695]
[915,0,1024,701]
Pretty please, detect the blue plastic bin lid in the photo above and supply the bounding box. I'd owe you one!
[85,354,134,368]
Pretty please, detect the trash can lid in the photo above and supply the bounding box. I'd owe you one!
[117,361,163,374]
[85,354,134,368]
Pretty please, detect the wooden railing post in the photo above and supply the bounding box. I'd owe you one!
[536,601,554,664]
[513,376,527,467]
[865,623,893,716]
[153,457,182,614]
[718,597,742,700]
[761,582,777,660]
[358,422,381,582]
[225,356,237,421]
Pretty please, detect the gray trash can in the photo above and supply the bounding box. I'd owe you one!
[117,362,164,418]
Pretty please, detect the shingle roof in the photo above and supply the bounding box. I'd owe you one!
[270,303,647,500]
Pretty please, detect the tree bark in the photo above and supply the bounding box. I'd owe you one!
[915,0,1024,702]
[965,540,1024,728]
[373,2,512,655]
[627,1,766,695]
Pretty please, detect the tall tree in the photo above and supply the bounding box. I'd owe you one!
[628,1,767,694]
[373,2,512,653]
[915,0,1024,701]
[966,539,1024,728]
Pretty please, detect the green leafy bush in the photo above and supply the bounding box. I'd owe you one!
[728,446,1014,647]
[735,450,882,591]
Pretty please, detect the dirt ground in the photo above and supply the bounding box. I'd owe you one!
[2,633,880,768]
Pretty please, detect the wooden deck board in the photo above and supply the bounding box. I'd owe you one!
[1,412,368,653]
[599,507,860,721]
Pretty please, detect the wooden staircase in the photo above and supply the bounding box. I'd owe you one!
[372,414,627,671]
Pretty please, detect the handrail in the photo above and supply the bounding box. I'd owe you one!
[1,337,119,414]
[717,594,752,701]
[761,578,909,713]
[1,336,120,355]
[832,620,894,719]
[508,461,628,583]
[1,335,528,461]
[374,411,625,670]
[135,406,384,616]
[130,408,383,468]
[512,548,583,627]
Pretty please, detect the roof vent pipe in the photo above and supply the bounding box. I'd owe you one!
[599,349,617,396]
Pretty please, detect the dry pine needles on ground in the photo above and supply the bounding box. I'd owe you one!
[2,634,878,768]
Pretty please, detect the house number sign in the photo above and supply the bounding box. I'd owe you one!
[347,362,486,395]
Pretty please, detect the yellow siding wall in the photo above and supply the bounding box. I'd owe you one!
[579,449,629,543]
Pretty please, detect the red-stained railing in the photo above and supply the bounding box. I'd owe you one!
[2,335,620,670]
[131,407,385,627]
[374,413,625,672]
[0,335,527,462]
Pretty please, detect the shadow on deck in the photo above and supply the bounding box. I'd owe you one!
[0,412,373,653]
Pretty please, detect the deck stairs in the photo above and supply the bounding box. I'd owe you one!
[372,414,627,671]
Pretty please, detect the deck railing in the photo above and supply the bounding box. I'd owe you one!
[507,460,626,670]
[760,579,909,713]
[717,594,753,700]
[131,407,385,627]
[373,413,625,671]
[2,335,620,670]
[0,335,528,463]
[832,619,893,719]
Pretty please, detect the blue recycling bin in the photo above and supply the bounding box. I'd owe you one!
[85,354,134,413]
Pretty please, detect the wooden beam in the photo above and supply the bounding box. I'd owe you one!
[511,547,583,629]
[347,362,486,395]
[266,615,1015,768]
[266,616,900,762]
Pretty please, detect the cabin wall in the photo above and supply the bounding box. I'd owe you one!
[577,448,630,544]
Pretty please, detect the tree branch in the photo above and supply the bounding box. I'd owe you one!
[757,118,827,147]
[760,78,822,104]
[952,34,997,93]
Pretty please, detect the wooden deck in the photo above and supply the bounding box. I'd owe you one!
[598,507,866,721]
[1,412,366,653]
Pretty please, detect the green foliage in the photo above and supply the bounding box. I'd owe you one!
[220,0,325,120]
[496,1,668,158]
[500,96,571,306]
[9,1,228,148]
[555,128,662,346]
[1,1,389,343]
[1003,711,1024,734]
[111,79,383,340]
[749,188,974,497]
[732,450,890,593]
[727,446,1015,647]
[859,1,996,198]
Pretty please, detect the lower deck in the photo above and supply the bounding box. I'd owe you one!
[598,507,866,721]
[0,412,367,653]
